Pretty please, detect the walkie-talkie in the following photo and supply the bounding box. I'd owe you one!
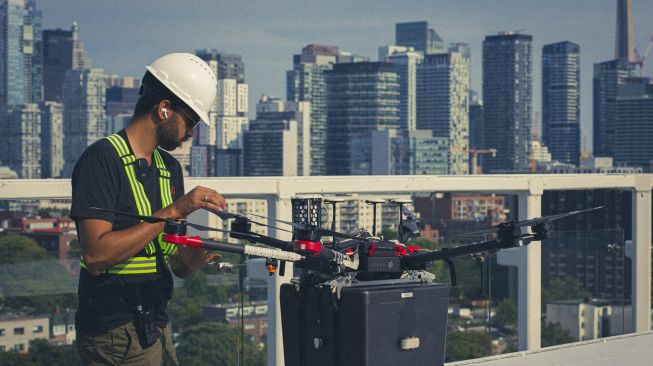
[134,304,158,348]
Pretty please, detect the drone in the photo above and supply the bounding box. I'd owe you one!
[91,200,602,366]
[89,202,602,289]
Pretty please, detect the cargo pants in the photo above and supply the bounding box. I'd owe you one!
[77,322,178,366]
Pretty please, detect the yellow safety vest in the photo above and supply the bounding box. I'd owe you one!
[81,133,178,275]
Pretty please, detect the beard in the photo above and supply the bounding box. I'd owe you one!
[156,119,185,151]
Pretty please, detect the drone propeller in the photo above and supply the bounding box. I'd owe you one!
[443,206,604,239]
[205,208,292,233]
[90,207,175,224]
[240,211,362,240]
[91,207,250,235]
[401,205,416,218]
[400,205,420,236]
[514,206,603,228]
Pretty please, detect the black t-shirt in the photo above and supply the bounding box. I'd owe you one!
[70,129,184,333]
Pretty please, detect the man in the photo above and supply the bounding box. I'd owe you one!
[70,53,225,365]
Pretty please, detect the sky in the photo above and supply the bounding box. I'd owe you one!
[39,0,653,152]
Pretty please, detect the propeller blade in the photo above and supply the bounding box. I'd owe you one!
[432,206,604,243]
[89,207,172,224]
[514,206,604,228]
[240,211,306,230]
[185,222,233,233]
[206,208,242,221]
[314,228,363,241]
[241,211,363,240]
[401,205,416,218]
[205,209,292,233]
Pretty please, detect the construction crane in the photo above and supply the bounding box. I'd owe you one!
[469,149,496,175]
[633,36,653,77]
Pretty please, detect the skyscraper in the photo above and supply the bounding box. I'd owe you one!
[370,129,405,175]
[194,49,248,177]
[542,41,581,166]
[593,0,638,158]
[395,21,444,55]
[105,79,138,134]
[42,22,90,102]
[482,32,533,172]
[250,96,311,176]
[43,28,72,102]
[195,49,248,144]
[613,79,653,170]
[417,51,470,175]
[62,68,106,177]
[287,44,340,175]
[386,48,421,133]
[40,101,63,178]
[243,96,305,176]
[4,103,41,178]
[615,0,634,62]
[0,0,42,106]
[325,62,400,175]
[407,130,449,175]
[0,0,42,177]
[196,48,245,82]
[469,91,484,150]
[593,58,636,157]
[71,22,90,70]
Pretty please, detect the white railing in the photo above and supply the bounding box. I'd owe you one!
[1,174,651,366]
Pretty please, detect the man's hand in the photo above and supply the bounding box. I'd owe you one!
[164,186,226,219]
[170,245,221,278]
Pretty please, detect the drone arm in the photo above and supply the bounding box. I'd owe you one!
[163,235,303,262]
[401,239,512,268]
[241,233,296,252]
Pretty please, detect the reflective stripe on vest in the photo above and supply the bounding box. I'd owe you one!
[80,256,158,275]
[80,134,177,275]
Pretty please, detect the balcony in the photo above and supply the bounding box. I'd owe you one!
[0,174,651,365]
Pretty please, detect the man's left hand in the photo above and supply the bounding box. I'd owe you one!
[171,245,221,278]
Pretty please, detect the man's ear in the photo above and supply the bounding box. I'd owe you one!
[156,100,172,121]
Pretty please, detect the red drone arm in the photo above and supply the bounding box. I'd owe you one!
[162,234,203,248]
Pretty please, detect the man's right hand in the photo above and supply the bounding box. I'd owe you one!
[164,186,226,219]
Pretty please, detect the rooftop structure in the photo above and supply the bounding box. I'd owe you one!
[0,174,652,365]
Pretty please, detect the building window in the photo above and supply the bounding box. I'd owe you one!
[14,343,25,351]
[32,325,43,333]
[13,327,24,335]
[0,329,4,336]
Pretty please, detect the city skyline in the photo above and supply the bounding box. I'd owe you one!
[38,1,653,153]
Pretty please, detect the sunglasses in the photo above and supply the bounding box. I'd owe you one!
[175,106,202,129]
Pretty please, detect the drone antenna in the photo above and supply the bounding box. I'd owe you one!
[365,198,385,236]
[325,197,346,246]
[391,199,412,242]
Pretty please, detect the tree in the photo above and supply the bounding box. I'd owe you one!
[542,276,592,308]
[0,234,50,265]
[0,234,77,313]
[168,270,231,330]
[0,339,81,366]
[541,322,574,347]
[431,253,484,303]
[493,299,517,328]
[176,321,265,366]
[0,350,34,366]
[23,339,81,366]
[445,330,489,362]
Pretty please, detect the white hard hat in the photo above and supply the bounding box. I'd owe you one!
[145,53,217,126]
